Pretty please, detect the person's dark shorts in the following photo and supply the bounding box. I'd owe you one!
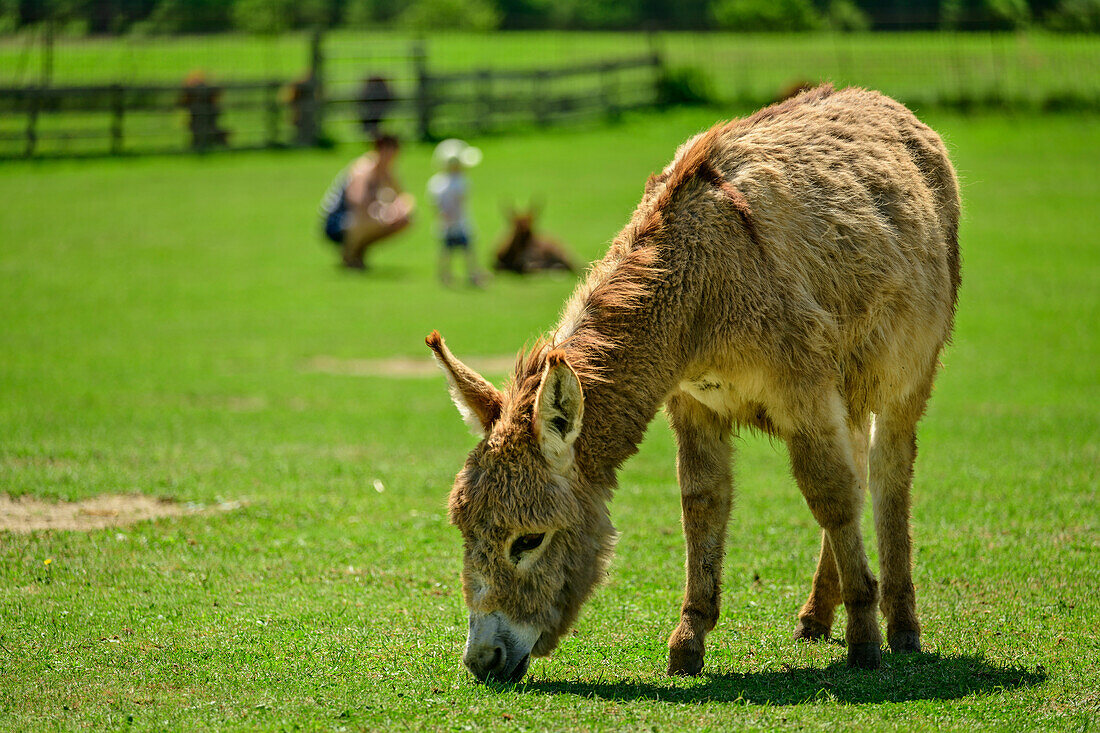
[324,209,348,245]
[444,232,470,250]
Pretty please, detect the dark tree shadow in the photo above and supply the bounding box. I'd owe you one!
[514,653,1045,706]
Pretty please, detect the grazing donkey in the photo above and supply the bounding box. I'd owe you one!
[428,85,960,682]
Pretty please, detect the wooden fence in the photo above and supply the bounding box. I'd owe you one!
[415,53,663,139]
[0,78,320,158]
[0,37,662,159]
[317,46,664,144]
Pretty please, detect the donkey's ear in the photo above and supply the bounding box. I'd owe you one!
[533,350,583,471]
[426,331,503,437]
[528,195,544,219]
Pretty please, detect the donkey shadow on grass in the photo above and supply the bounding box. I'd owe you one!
[519,653,1045,706]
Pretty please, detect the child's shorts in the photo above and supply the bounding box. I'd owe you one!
[443,232,470,250]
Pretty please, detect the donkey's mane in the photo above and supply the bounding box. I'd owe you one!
[506,84,839,410]
[503,239,657,409]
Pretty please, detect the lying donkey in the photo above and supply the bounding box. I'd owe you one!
[494,204,577,275]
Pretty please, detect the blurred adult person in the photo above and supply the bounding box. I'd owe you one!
[320,134,414,270]
[357,76,395,140]
[179,71,229,151]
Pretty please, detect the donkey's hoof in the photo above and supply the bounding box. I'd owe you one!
[668,648,704,677]
[888,631,921,654]
[793,618,831,642]
[846,642,882,670]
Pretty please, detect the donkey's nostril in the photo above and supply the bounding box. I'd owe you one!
[464,642,509,681]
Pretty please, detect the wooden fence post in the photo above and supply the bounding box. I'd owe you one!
[25,87,38,158]
[649,47,663,109]
[196,83,213,152]
[24,21,55,159]
[308,28,324,145]
[534,69,548,126]
[265,80,279,147]
[646,31,663,108]
[413,40,432,142]
[42,18,54,88]
[601,62,619,120]
[476,68,492,134]
[110,84,124,155]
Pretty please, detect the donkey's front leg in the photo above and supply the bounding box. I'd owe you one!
[665,393,734,676]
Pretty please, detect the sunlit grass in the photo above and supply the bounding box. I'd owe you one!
[0,107,1097,730]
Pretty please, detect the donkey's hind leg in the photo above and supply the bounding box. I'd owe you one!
[794,530,841,641]
[789,391,881,669]
[794,416,870,642]
[665,392,734,676]
[871,379,933,653]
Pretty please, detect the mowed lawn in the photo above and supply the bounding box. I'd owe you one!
[1,107,1098,730]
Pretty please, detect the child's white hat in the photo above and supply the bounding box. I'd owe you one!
[433,138,482,170]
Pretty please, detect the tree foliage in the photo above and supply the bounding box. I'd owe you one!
[1045,0,1100,30]
[343,0,411,27]
[397,0,501,31]
[710,0,824,31]
[943,0,1032,28]
[827,0,872,30]
[0,0,1094,33]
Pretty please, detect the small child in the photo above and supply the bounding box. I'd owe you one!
[427,139,485,286]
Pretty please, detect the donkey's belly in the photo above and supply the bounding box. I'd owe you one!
[678,369,783,434]
[679,371,732,414]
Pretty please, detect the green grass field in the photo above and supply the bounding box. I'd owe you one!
[1,106,1098,730]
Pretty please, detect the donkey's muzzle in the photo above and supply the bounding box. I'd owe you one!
[463,643,530,683]
[463,611,538,683]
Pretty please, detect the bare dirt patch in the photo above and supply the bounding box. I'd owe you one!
[305,354,517,379]
[0,494,240,534]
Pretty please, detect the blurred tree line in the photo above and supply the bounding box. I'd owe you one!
[1,0,1098,34]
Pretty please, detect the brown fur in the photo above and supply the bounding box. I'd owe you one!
[495,210,578,275]
[430,85,960,680]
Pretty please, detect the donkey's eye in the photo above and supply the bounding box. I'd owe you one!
[509,533,546,562]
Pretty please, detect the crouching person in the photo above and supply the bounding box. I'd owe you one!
[321,134,414,270]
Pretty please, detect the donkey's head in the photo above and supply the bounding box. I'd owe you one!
[426,331,615,683]
[504,199,542,237]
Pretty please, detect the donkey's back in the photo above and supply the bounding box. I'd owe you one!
[664,86,960,425]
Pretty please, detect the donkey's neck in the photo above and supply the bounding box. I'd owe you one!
[559,305,686,488]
